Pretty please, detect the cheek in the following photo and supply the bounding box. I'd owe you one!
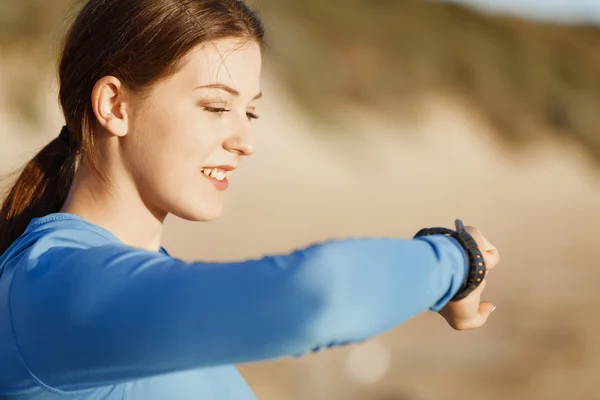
[126,102,230,218]
[134,97,202,154]
[164,120,222,174]
[129,106,223,190]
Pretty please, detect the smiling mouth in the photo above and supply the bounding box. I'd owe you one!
[201,168,230,182]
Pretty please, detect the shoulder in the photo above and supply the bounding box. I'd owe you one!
[0,214,122,393]
[1,213,120,266]
[0,213,132,281]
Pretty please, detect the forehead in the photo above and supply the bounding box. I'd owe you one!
[180,38,262,92]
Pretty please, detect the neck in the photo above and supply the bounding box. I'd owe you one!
[61,162,165,252]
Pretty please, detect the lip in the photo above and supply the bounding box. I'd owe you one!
[202,173,229,191]
[201,165,235,191]
[202,165,237,172]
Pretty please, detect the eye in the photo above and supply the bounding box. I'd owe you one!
[203,106,231,115]
[246,112,260,121]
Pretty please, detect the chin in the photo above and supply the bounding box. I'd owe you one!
[165,185,225,222]
[173,206,223,222]
[170,199,224,222]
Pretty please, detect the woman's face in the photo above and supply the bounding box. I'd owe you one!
[123,38,262,222]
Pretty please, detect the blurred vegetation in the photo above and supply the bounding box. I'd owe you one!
[3,0,600,162]
[0,1,72,45]
[252,0,600,162]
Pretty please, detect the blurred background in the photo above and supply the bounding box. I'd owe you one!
[2,0,600,399]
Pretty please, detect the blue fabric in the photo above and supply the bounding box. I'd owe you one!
[0,213,468,399]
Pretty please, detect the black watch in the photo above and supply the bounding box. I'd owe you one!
[413,219,486,301]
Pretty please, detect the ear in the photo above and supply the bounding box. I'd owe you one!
[91,76,129,137]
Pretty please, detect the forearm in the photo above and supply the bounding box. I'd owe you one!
[10,234,466,390]
[267,234,468,355]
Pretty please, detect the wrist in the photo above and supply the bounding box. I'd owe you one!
[413,220,486,301]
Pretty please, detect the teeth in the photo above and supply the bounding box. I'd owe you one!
[202,168,229,182]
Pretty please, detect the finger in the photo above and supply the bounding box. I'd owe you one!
[477,301,496,322]
[465,226,499,270]
[462,301,496,330]
[464,226,483,241]
[478,232,499,265]
[465,226,495,251]
[483,249,500,270]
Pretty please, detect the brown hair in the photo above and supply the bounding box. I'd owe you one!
[0,0,264,255]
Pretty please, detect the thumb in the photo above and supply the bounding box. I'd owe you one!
[462,301,496,330]
[475,301,496,326]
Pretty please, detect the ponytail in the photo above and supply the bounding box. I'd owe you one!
[0,126,76,254]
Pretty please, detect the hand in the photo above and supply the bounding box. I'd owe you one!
[439,226,500,330]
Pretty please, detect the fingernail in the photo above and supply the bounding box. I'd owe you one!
[491,306,497,313]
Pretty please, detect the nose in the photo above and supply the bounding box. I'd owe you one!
[223,119,255,156]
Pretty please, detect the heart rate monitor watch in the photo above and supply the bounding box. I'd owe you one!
[413,219,486,301]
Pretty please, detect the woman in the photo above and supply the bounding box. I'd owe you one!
[0,0,499,399]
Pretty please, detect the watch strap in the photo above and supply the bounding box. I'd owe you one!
[413,220,486,301]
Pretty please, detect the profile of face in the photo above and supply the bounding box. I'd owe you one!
[95,38,262,222]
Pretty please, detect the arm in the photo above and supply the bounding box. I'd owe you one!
[9,233,466,391]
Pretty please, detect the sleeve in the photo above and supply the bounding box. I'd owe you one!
[8,233,467,391]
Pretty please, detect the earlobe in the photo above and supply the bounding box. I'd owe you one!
[91,76,129,137]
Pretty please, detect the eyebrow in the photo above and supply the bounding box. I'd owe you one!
[195,83,263,100]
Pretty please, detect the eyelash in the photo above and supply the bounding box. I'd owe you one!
[203,107,260,120]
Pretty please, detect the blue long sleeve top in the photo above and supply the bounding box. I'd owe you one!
[0,213,468,399]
